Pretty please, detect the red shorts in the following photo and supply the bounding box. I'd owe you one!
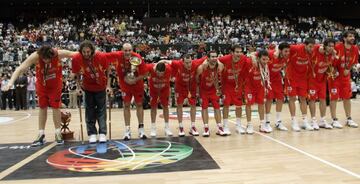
[150,87,170,107]
[200,91,220,110]
[121,89,143,104]
[223,88,242,106]
[37,87,62,109]
[308,79,326,100]
[245,87,265,105]
[285,78,308,97]
[328,78,351,100]
[175,89,196,106]
[266,80,284,100]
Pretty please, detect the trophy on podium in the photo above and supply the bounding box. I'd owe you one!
[61,111,74,140]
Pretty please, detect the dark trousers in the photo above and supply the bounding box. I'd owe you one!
[16,87,27,110]
[1,90,13,110]
[84,90,107,136]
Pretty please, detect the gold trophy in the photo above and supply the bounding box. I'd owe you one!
[127,56,142,79]
[61,111,74,140]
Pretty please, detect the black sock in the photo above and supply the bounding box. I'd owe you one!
[138,124,144,128]
[333,118,338,121]
[347,117,352,120]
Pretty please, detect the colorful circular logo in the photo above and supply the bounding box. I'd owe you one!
[47,140,193,172]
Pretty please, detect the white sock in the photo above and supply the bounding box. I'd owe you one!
[204,124,209,128]
[223,119,228,127]
[165,122,169,128]
[276,112,281,122]
[260,119,265,125]
[139,127,144,133]
[247,121,252,125]
[291,116,296,122]
[236,118,241,126]
[39,129,45,135]
[217,123,222,127]
[55,128,61,134]
[125,126,130,131]
[320,117,325,122]
[151,123,156,128]
[302,114,308,122]
[179,122,183,127]
[265,113,270,122]
[191,122,195,127]
[312,117,316,122]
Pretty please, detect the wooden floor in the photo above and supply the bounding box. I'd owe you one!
[0,99,359,184]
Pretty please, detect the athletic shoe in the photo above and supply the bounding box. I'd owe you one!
[138,128,147,139]
[123,130,131,141]
[99,134,107,143]
[89,134,97,144]
[311,120,320,131]
[332,120,343,129]
[319,120,333,129]
[202,127,210,137]
[223,124,231,135]
[246,124,254,134]
[260,121,272,133]
[346,119,358,128]
[216,126,226,136]
[190,126,200,136]
[31,134,46,147]
[275,121,288,131]
[301,120,314,131]
[178,127,185,137]
[291,120,301,132]
[55,132,64,145]
[236,124,246,134]
[165,127,173,136]
[150,126,157,137]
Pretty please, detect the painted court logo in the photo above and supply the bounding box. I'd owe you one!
[47,140,193,172]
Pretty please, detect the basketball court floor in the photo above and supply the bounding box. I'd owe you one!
[0,100,359,184]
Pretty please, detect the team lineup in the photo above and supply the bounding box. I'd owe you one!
[3,30,359,146]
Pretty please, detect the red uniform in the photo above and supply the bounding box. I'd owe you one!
[329,43,359,100]
[266,50,287,100]
[219,54,249,106]
[72,52,110,92]
[245,61,267,105]
[171,57,205,106]
[109,51,147,104]
[35,50,62,108]
[308,45,334,100]
[285,44,314,97]
[199,65,221,110]
[146,64,172,107]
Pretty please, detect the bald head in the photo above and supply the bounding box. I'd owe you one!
[122,43,133,58]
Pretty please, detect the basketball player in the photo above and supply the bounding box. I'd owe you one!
[5,45,77,146]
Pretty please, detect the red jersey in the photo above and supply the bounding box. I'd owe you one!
[246,62,265,89]
[219,54,249,89]
[72,52,110,92]
[199,64,221,93]
[287,44,315,80]
[146,63,172,91]
[35,49,62,90]
[108,51,147,92]
[171,57,205,92]
[308,45,336,83]
[335,43,359,80]
[268,50,288,82]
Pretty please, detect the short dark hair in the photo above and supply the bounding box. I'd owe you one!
[37,45,55,59]
[278,42,290,50]
[79,40,95,55]
[207,50,217,57]
[182,53,192,60]
[231,44,243,52]
[323,38,336,47]
[304,37,315,45]
[257,49,269,58]
[342,30,356,42]
[155,62,166,72]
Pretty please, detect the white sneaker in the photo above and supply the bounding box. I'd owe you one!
[292,120,301,132]
[236,125,246,134]
[332,120,343,129]
[346,119,358,128]
[139,128,147,139]
[275,121,288,131]
[178,127,185,137]
[99,134,107,143]
[123,130,131,141]
[150,126,157,137]
[202,127,210,137]
[165,127,173,136]
[189,126,200,136]
[311,120,320,131]
[216,126,226,136]
[319,120,333,129]
[260,121,272,133]
[89,134,97,144]
[223,125,231,135]
[246,124,254,134]
[301,120,314,131]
